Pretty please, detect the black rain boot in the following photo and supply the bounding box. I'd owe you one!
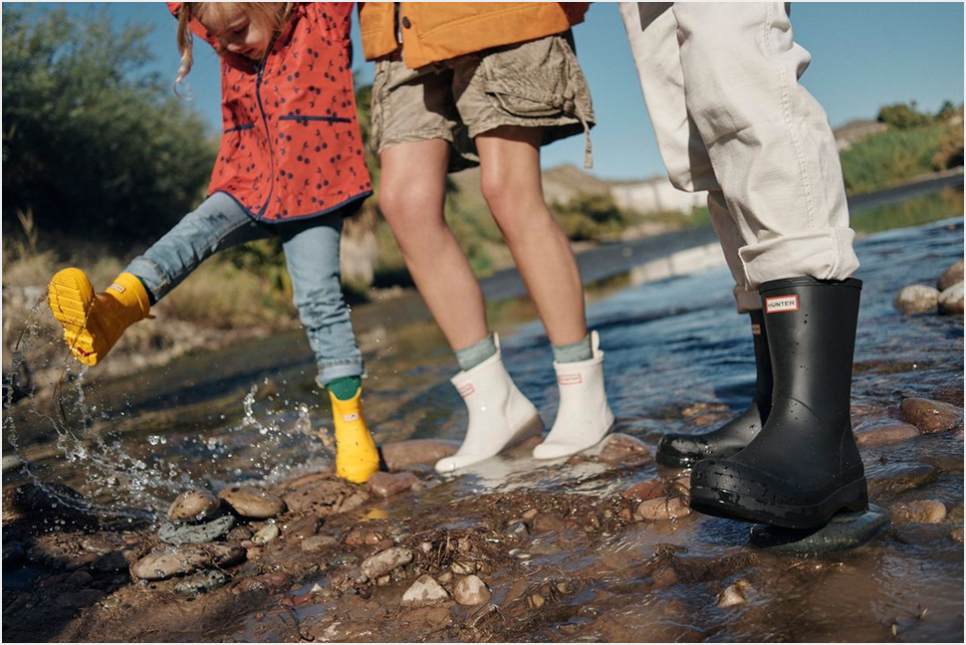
[657,310,772,467]
[690,277,868,530]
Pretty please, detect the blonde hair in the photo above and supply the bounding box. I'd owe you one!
[175,3,293,88]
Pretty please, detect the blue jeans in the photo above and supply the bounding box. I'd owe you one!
[125,192,363,385]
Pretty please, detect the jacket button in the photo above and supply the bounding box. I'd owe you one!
[401,16,412,29]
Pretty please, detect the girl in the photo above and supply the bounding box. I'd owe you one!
[359,3,614,473]
[47,2,380,483]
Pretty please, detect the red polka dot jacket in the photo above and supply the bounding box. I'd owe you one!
[169,3,372,222]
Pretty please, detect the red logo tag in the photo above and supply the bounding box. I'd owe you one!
[750,322,762,335]
[457,384,475,398]
[558,374,583,385]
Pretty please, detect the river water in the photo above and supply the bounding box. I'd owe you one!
[3,200,963,641]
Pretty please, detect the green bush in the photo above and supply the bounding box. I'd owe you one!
[877,102,932,130]
[551,192,631,241]
[2,6,216,245]
[840,124,946,195]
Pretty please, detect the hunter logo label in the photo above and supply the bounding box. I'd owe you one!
[750,322,762,335]
[108,283,126,294]
[766,295,799,313]
[558,373,583,385]
[342,413,360,422]
[457,383,476,398]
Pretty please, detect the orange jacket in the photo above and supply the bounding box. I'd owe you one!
[358,2,590,68]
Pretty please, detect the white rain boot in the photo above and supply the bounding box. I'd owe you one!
[533,331,614,460]
[435,334,544,474]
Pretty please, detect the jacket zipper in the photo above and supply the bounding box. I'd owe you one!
[254,36,278,219]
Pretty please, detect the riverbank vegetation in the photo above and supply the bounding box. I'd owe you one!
[840,101,964,195]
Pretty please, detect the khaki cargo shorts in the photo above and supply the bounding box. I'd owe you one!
[370,33,596,173]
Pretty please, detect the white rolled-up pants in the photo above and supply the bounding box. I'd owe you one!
[620,2,859,312]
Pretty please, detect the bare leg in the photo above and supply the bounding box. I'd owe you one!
[475,126,587,345]
[378,139,489,351]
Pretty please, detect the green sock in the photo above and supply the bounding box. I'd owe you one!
[134,275,156,305]
[327,376,361,400]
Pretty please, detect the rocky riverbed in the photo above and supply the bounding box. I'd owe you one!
[3,217,963,642]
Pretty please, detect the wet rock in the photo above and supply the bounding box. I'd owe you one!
[717,580,750,608]
[11,482,98,530]
[92,548,139,573]
[750,504,889,555]
[622,479,666,501]
[532,513,567,532]
[938,282,964,314]
[890,500,947,524]
[854,419,920,447]
[504,521,529,541]
[529,593,546,610]
[598,433,654,466]
[868,464,938,497]
[159,514,235,545]
[402,574,449,605]
[286,515,321,540]
[55,589,107,610]
[241,571,292,594]
[131,549,210,581]
[950,527,964,543]
[453,575,490,606]
[301,534,338,552]
[450,561,477,575]
[168,489,220,523]
[521,508,539,521]
[226,525,254,541]
[380,439,460,471]
[131,544,245,581]
[367,471,418,498]
[946,499,964,523]
[2,455,24,473]
[282,478,369,517]
[717,580,749,608]
[938,260,964,291]
[360,547,413,580]
[636,497,691,521]
[900,398,963,434]
[174,569,230,596]
[252,523,280,546]
[66,570,93,587]
[218,486,286,519]
[894,284,939,314]
[210,544,246,568]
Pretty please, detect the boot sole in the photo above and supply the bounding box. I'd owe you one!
[48,269,95,332]
[690,474,869,530]
[48,269,100,363]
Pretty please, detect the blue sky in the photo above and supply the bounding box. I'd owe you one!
[14,2,966,180]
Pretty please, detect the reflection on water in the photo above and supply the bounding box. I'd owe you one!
[2,202,963,640]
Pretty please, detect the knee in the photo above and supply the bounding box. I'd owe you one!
[479,166,515,217]
[481,169,554,241]
[292,282,346,328]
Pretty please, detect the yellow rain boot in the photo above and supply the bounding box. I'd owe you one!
[47,268,152,366]
[329,388,380,484]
